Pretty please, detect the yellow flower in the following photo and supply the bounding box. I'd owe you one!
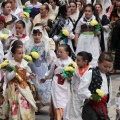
[0,34,9,40]
[71,62,77,68]
[96,89,104,97]
[4,59,9,64]
[65,66,74,72]
[62,30,69,37]
[24,12,30,18]
[90,20,99,26]
[0,62,8,68]
[24,55,32,63]
[22,5,26,9]
[31,52,39,60]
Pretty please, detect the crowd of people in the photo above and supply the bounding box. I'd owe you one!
[0,0,120,120]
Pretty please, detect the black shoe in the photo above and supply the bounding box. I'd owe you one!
[35,111,41,115]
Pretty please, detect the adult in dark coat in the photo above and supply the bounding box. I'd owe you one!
[111,19,120,72]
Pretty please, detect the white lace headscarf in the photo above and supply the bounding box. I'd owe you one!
[11,19,29,40]
[25,26,50,55]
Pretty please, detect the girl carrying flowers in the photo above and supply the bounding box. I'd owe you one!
[40,44,73,120]
[75,4,100,67]
[2,40,37,120]
[25,26,51,110]
[78,52,113,120]
[63,51,92,120]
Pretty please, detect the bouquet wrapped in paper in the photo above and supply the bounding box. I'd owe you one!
[24,48,39,63]
[58,29,69,44]
[62,62,77,92]
[81,89,105,107]
[0,60,23,82]
[90,20,101,36]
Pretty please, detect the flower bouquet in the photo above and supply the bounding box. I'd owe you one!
[0,33,9,40]
[20,12,30,19]
[22,5,31,14]
[24,48,39,63]
[58,29,69,44]
[0,60,23,82]
[90,20,101,36]
[62,62,77,92]
[81,89,104,107]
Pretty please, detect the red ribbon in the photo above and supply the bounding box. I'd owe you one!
[56,74,65,85]
[90,95,108,117]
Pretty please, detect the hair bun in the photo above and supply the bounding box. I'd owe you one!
[88,53,92,62]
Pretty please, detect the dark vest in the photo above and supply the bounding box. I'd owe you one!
[89,67,110,102]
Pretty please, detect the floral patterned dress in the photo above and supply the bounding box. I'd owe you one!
[1,59,37,120]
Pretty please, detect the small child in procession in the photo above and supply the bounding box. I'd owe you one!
[40,44,73,120]
[25,26,51,110]
[78,52,113,120]
[63,51,93,120]
[2,40,37,120]
[11,20,29,44]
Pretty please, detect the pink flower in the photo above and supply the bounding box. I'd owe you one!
[11,101,18,116]
[15,89,20,94]
[20,96,30,109]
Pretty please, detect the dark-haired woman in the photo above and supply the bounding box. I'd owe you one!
[49,0,59,17]
[63,51,92,120]
[1,1,17,31]
[69,2,80,24]
[49,5,75,55]
[75,4,100,67]
[33,4,56,32]
[94,3,110,52]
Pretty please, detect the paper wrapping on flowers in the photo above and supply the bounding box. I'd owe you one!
[62,62,77,92]
[90,20,101,35]
[0,33,9,40]
[0,60,23,82]
[58,29,69,44]
[91,89,104,102]
[24,49,39,63]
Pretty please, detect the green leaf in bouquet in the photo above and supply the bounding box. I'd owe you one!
[6,65,16,72]
[24,9,31,13]
[31,48,38,52]
[95,26,101,31]
[91,93,101,102]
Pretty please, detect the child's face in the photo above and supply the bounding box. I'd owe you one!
[98,60,113,73]
[16,23,25,35]
[12,47,24,63]
[57,47,69,59]
[76,55,87,68]
[32,33,42,43]
[84,7,93,19]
